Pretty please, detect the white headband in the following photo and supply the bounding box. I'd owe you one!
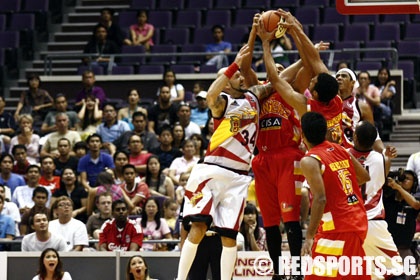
[336,68,356,81]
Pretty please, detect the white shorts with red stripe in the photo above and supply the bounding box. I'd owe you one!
[183,163,252,231]
[363,220,403,280]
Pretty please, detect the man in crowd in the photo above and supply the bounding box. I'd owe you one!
[13,165,51,214]
[40,93,79,135]
[38,156,61,194]
[0,154,25,198]
[0,184,20,236]
[86,192,113,240]
[99,199,143,251]
[113,111,158,154]
[128,134,152,177]
[53,138,79,176]
[40,113,81,158]
[148,85,178,135]
[11,145,30,176]
[0,195,15,251]
[20,186,50,235]
[21,212,68,252]
[75,70,107,108]
[78,133,115,190]
[49,196,89,251]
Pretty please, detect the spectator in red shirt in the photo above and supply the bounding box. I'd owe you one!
[39,156,61,194]
[11,144,30,176]
[120,164,150,214]
[99,199,143,251]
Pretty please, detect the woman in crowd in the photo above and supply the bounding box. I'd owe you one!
[374,67,396,123]
[172,123,185,151]
[141,155,174,200]
[32,248,72,280]
[118,88,148,130]
[168,139,199,187]
[9,114,40,163]
[137,197,172,251]
[126,255,155,280]
[157,69,185,103]
[77,94,102,140]
[15,73,53,130]
[51,167,88,223]
[113,151,130,185]
[126,10,155,51]
[190,133,206,160]
[239,203,267,251]
[201,117,214,149]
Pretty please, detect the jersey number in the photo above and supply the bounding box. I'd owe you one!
[241,130,256,146]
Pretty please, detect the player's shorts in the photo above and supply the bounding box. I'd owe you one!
[252,147,304,226]
[307,231,370,280]
[363,220,403,280]
[183,163,252,231]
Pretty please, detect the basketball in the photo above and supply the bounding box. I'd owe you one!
[261,10,287,38]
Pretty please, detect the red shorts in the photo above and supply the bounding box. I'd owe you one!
[252,147,304,226]
[306,231,369,280]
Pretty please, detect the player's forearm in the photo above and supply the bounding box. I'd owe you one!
[306,195,326,240]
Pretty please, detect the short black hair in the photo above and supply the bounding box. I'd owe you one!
[101,7,115,16]
[12,144,27,155]
[86,133,103,144]
[132,111,147,121]
[354,121,377,150]
[122,164,136,173]
[26,164,41,174]
[112,199,127,211]
[314,73,339,103]
[211,24,225,33]
[301,112,327,146]
[33,186,48,198]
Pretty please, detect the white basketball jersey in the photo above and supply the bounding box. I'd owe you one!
[349,148,386,220]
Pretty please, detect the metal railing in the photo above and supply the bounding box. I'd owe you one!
[43,48,399,76]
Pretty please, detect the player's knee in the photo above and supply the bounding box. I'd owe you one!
[215,227,238,241]
[189,222,208,243]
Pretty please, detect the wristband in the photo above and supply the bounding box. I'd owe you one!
[224,62,239,79]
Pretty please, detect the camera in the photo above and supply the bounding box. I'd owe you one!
[388,168,406,182]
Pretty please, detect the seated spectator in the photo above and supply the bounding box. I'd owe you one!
[11,144,30,176]
[201,117,214,150]
[168,140,199,187]
[53,138,79,176]
[13,165,51,215]
[0,96,16,139]
[40,93,80,135]
[136,197,172,251]
[177,103,201,139]
[86,192,113,240]
[77,94,103,140]
[113,111,159,154]
[52,168,88,223]
[99,7,126,47]
[239,203,267,251]
[175,172,189,206]
[38,156,61,194]
[128,134,152,177]
[141,155,175,200]
[190,91,209,128]
[148,86,178,135]
[99,199,143,251]
[163,198,178,235]
[118,88,148,130]
[40,113,81,159]
[14,73,53,130]
[255,35,292,69]
[356,71,382,131]
[157,69,185,104]
[113,151,130,184]
[190,133,206,160]
[86,171,134,216]
[126,10,154,51]
[9,114,40,164]
[205,25,232,69]
[0,195,15,251]
[126,255,155,280]
[73,141,88,159]
[0,154,26,199]
[0,184,20,236]
[150,126,182,172]
[120,164,150,215]
[83,23,121,68]
[77,133,115,191]
[189,81,206,108]
[48,196,89,251]
[97,103,131,155]
[374,67,396,132]
[74,70,107,109]
[21,212,68,252]
[20,186,50,235]
[172,123,185,151]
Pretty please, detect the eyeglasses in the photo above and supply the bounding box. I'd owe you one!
[57,202,72,208]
